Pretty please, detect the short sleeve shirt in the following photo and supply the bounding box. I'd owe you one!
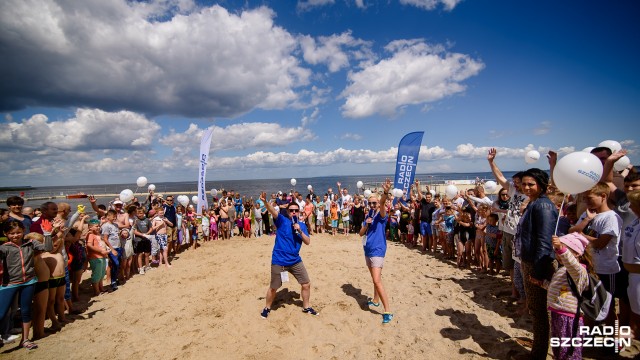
[622,218,640,265]
[271,214,309,266]
[364,212,388,257]
[101,222,120,249]
[579,210,623,274]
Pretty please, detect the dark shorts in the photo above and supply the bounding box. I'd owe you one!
[35,280,49,294]
[48,276,65,288]
[270,262,310,289]
[420,222,432,236]
[134,238,151,254]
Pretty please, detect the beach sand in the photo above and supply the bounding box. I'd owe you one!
[3,233,639,359]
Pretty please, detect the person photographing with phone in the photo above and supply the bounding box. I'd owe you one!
[259,191,318,319]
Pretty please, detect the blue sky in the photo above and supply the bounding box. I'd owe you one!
[0,0,638,186]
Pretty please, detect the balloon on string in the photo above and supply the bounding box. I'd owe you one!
[429,189,436,197]
[136,176,148,187]
[191,195,199,204]
[445,185,458,199]
[119,189,134,203]
[392,188,404,198]
[178,195,189,207]
[363,189,372,198]
[307,185,313,191]
[290,178,297,186]
[614,156,631,172]
[210,188,218,197]
[553,152,603,194]
[598,140,622,153]
[148,184,156,191]
[356,181,363,189]
[525,150,540,164]
[582,147,595,153]
[484,180,498,193]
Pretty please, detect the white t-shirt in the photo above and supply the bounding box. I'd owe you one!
[504,184,527,235]
[622,217,640,265]
[578,210,623,274]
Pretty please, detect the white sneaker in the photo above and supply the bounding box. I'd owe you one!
[139,268,145,275]
[2,334,19,344]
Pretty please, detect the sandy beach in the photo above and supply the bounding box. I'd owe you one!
[3,233,638,360]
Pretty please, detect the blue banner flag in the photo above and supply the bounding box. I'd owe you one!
[393,131,424,198]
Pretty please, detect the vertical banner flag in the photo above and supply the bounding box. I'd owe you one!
[197,127,214,215]
[393,132,424,201]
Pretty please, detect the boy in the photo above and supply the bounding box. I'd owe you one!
[569,181,623,327]
[87,219,111,295]
[101,210,121,290]
[485,213,502,275]
[132,207,152,274]
[151,208,173,268]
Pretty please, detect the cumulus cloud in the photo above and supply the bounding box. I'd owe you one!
[159,122,315,151]
[301,107,320,127]
[340,39,484,118]
[0,109,160,151]
[299,31,375,72]
[297,0,335,12]
[0,1,310,117]
[340,133,362,140]
[533,121,552,135]
[399,0,463,11]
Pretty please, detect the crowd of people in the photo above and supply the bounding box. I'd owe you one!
[1,145,639,358]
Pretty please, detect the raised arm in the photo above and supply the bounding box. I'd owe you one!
[260,192,279,219]
[487,148,510,190]
[415,180,423,201]
[379,179,391,219]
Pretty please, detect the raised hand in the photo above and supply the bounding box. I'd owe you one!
[487,148,497,162]
[382,178,391,193]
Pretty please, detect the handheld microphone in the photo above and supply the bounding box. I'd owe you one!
[292,215,301,235]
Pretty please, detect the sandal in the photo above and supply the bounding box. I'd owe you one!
[21,340,38,350]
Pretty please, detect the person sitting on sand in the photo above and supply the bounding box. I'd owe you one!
[259,191,317,319]
[359,178,393,324]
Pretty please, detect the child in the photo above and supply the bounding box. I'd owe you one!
[406,222,415,247]
[474,204,489,272]
[151,208,173,268]
[485,213,502,275]
[436,200,456,257]
[341,202,351,236]
[132,207,152,274]
[101,210,121,290]
[315,202,324,234]
[430,200,442,253]
[209,209,218,241]
[201,210,210,241]
[243,211,251,238]
[547,233,591,360]
[330,202,339,236]
[86,218,110,295]
[389,204,400,242]
[456,207,474,268]
[0,221,53,350]
[253,202,262,237]
[235,213,244,237]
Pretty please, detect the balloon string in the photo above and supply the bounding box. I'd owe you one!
[553,194,567,236]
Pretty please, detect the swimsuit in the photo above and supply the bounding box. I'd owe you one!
[48,275,65,288]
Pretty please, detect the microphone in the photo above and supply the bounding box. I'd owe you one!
[292,215,301,235]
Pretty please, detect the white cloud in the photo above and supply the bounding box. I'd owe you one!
[341,39,484,118]
[533,121,552,135]
[399,0,463,11]
[0,109,160,151]
[297,0,335,12]
[340,133,362,140]
[354,0,366,9]
[301,107,321,127]
[0,1,310,117]
[299,31,375,73]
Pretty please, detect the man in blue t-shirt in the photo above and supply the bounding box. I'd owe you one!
[259,191,318,319]
[359,178,393,324]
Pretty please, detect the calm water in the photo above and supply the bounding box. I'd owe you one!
[2,172,518,208]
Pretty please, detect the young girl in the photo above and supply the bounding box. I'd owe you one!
[484,213,501,275]
[474,204,489,272]
[253,202,262,237]
[201,210,210,241]
[243,211,251,238]
[330,202,339,236]
[209,209,218,241]
[547,233,591,360]
[436,200,456,257]
[235,213,244,237]
[456,207,474,268]
[0,221,53,350]
[341,201,351,236]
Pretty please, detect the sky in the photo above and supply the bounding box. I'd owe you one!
[0,0,639,187]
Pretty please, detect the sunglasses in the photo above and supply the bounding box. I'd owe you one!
[500,193,508,196]
[369,202,378,205]
[288,209,299,213]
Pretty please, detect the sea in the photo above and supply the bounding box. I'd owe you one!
[2,171,518,208]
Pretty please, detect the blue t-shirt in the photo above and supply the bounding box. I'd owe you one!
[271,214,309,266]
[364,212,388,257]
[276,198,290,216]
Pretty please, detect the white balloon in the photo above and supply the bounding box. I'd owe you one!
[553,152,603,194]
[582,147,595,153]
[445,185,458,199]
[178,195,189,207]
[290,178,297,186]
[363,189,372,198]
[429,189,436,196]
[191,195,199,204]
[148,184,156,191]
[391,188,404,198]
[614,156,631,172]
[136,176,148,187]
[525,150,540,164]
[356,181,363,189]
[119,189,134,203]
[484,180,498,193]
[307,185,313,191]
[210,188,218,197]
[598,140,622,153]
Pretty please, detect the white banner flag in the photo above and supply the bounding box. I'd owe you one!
[197,127,214,215]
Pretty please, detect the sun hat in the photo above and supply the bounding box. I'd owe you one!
[113,200,123,205]
[559,232,589,256]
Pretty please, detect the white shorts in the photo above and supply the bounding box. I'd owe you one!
[629,273,640,315]
[365,256,384,268]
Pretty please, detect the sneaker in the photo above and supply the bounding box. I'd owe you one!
[382,312,394,324]
[145,265,151,271]
[111,283,118,291]
[302,307,319,316]
[2,334,19,344]
[260,307,271,319]
[367,299,380,307]
[139,268,145,275]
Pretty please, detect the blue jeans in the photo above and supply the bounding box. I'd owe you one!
[108,248,123,286]
[0,282,36,324]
